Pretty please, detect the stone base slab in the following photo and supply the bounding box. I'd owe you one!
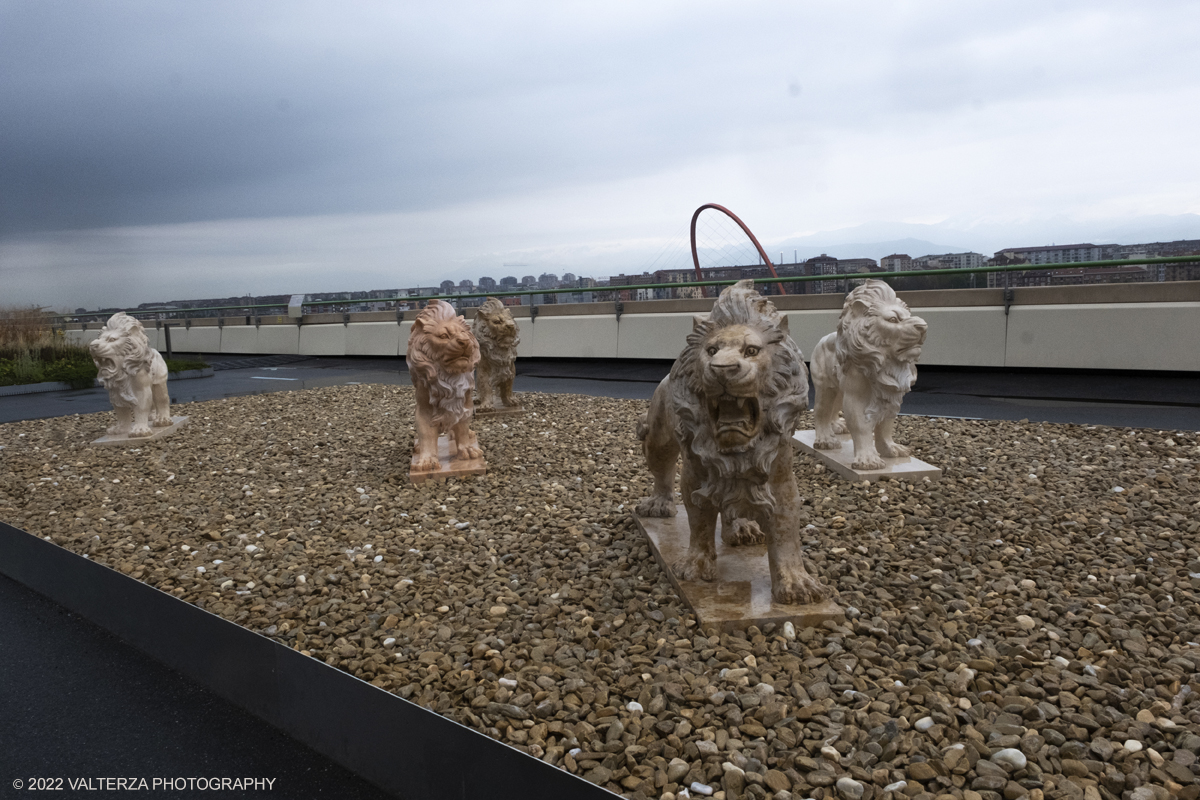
[409,434,487,484]
[474,406,525,417]
[792,430,942,483]
[634,505,843,633]
[92,416,190,447]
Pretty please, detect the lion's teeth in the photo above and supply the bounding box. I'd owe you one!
[736,397,745,409]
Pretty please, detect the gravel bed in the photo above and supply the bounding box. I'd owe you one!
[3,385,1200,800]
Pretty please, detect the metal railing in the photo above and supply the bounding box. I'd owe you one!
[53,254,1200,323]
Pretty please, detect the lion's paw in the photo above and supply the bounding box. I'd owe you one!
[813,436,841,450]
[152,416,172,428]
[411,453,442,473]
[852,453,886,470]
[635,496,676,518]
[831,419,847,435]
[772,570,831,605]
[128,425,153,438]
[454,444,483,461]
[722,518,764,546]
[879,442,911,458]
[674,551,716,582]
[106,424,123,435]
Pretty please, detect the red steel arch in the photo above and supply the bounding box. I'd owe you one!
[690,203,786,296]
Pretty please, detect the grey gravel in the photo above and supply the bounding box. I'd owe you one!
[3,386,1200,800]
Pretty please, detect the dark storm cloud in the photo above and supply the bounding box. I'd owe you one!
[0,1,785,235]
[3,1,1200,311]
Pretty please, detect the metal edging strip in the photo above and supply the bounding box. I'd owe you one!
[0,521,618,800]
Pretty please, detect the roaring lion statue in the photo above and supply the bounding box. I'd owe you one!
[406,299,483,472]
[635,280,830,605]
[810,279,927,469]
[472,297,520,411]
[88,312,172,437]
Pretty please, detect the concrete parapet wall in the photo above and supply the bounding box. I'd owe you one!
[298,324,347,356]
[345,321,404,356]
[1006,302,1200,371]
[60,282,1200,371]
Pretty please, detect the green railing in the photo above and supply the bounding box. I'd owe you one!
[55,254,1200,323]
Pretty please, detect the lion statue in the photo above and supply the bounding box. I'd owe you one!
[810,279,928,470]
[88,312,172,437]
[635,280,830,605]
[472,297,520,411]
[406,299,483,472]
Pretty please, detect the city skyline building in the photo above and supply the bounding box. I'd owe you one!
[108,237,1200,317]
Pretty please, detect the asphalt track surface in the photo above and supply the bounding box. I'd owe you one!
[4,355,1200,430]
[3,357,1200,799]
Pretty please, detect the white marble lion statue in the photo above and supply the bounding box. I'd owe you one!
[810,279,927,469]
[88,312,172,437]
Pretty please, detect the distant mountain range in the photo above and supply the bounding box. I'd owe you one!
[766,213,1200,260]
[762,238,970,264]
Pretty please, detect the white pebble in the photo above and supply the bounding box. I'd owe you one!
[1016,614,1036,630]
[690,782,713,796]
[782,621,796,640]
[196,566,205,573]
[1124,739,1143,752]
[498,678,518,688]
[836,777,865,800]
[1113,486,1124,492]
[245,545,257,553]
[627,701,644,713]
[884,781,907,793]
[991,748,1027,769]
[1054,656,1070,667]
[374,555,383,562]
[220,580,233,589]
[967,638,983,647]
[1019,579,1037,589]
[914,716,935,731]
[213,559,223,565]
[297,575,306,584]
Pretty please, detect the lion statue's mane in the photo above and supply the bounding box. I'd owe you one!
[472,297,520,410]
[88,312,171,436]
[810,279,928,470]
[407,300,480,431]
[669,285,808,513]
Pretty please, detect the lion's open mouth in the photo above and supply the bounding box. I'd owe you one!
[445,349,474,371]
[708,393,760,447]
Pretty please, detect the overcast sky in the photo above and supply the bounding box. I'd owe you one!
[3,1,1200,309]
